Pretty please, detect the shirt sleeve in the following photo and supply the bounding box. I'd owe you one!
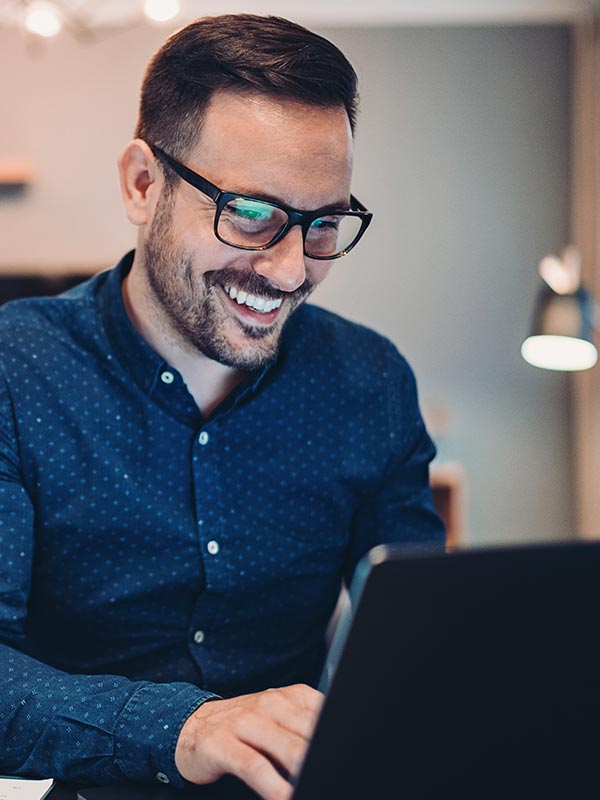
[343,341,446,584]
[0,374,217,786]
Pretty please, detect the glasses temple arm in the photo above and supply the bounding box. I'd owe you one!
[350,194,370,213]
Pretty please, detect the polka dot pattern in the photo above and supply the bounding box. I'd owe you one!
[0,251,444,784]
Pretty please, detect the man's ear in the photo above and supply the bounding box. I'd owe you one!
[117,139,162,226]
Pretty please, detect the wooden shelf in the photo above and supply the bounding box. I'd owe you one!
[431,461,467,548]
[0,158,35,186]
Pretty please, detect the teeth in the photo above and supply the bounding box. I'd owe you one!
[264,298,282,312]
[224,286,283,314]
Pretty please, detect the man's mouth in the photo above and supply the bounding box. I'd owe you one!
[223,285,283,318]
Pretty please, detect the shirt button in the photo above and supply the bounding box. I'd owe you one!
[160,371,174,384]
[194,630,205,644]
[198,431,209,445]
[207,540,219,555]
[156,773,170,784]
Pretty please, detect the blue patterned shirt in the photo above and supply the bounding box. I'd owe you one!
[0,251,443,786]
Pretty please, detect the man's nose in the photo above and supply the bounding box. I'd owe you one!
[251,225,306,293]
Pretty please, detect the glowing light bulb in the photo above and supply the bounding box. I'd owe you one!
[143,0,181,23]
[24,1,62,37]
[521,335,598,372]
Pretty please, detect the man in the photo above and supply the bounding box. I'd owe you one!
[0,14,443,800]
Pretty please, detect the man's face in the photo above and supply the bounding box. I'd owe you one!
[141,91,354,370]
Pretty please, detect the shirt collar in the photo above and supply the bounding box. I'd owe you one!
[97,251,274,426]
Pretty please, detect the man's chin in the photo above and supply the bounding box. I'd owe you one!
[196,326,281,371]
[202,308,290,369]
[187,286,308,370]
[207,345,278,371]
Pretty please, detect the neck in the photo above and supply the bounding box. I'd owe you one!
[122,259,247,416]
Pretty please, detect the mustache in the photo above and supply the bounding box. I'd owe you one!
[203,267,314,301]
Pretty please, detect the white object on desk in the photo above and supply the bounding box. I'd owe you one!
[0,778,54,800]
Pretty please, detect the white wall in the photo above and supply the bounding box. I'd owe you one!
[0,22,573,544]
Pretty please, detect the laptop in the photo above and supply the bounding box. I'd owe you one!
[77,540,600,799]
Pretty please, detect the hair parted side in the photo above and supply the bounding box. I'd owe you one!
[134,13,359,165]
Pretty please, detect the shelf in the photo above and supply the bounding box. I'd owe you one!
[431,461,466,548]
[0,158,35,186]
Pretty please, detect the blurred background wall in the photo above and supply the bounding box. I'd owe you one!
[0,16,576,544]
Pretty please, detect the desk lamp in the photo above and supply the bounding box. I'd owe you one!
[521,246,598,371]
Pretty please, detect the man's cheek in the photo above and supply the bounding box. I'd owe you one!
[307,261,333,286]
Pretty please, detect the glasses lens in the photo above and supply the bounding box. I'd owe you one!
[304,214,363,258]
[218,198,288,248]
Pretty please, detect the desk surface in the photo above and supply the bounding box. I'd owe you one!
[51,778,258,800]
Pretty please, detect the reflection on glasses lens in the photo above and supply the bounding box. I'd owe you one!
[305,214,363,258]
[217,197,364,258]
[219,199,287,246]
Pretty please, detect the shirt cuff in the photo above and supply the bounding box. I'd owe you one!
[113,681,220,787]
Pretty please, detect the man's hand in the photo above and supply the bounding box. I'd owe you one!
[174,684,323,800]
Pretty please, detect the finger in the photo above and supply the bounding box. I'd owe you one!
[224,739,294,800]
[282,683,324,713]
[236,712,309,777]
[259,687,323,740]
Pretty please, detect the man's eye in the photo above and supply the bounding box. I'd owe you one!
[310,216,341,232]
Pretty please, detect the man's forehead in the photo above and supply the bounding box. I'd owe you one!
[193,92,352,165]
[198,88,352,135]
[185,90,353,207]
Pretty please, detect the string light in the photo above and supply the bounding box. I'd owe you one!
[13,1,184,42]
[24,1,62,38]
[143,0,181,24]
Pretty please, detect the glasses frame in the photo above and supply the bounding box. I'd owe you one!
[148,144,372,260]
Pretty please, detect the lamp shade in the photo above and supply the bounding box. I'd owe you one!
[521,284,598,371]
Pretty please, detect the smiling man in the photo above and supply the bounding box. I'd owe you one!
[120,90,354,412]
[0,14,444,800]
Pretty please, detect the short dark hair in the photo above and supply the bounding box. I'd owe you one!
[134,14,359,161]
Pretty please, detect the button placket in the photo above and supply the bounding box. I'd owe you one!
[196,430,216,561]
[192,422,229,590]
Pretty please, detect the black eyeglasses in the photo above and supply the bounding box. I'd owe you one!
[148,144,372,261]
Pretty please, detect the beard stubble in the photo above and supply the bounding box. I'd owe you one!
[142,188,314,371]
